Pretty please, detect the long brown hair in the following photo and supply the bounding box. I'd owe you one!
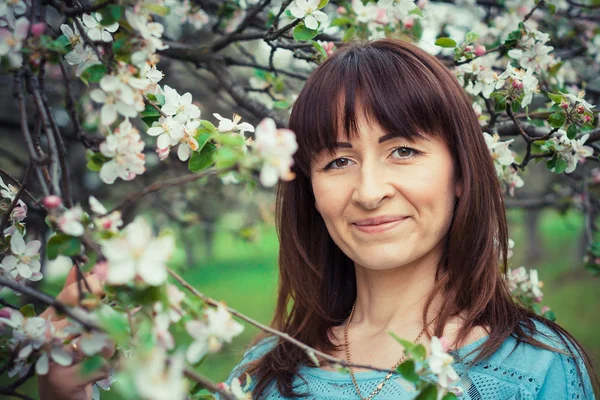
[240,38,599,398]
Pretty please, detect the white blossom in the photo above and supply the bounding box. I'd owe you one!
[162,85,201,122]
[287,0,328,30]
[378,0,419,21]
[64,43,102,77]
[89,196,123,232]
[102,216,174,286]
[542,130,594,174]
[185,303,244,363]
[134,350,187,400]
[428,336,460,396]
[0,0,27,27]
[213,113,255,135]
[0,17,28,68]
[176,119,201,161]
[99,119,146,184]
[57,206,85,237]
[506,266,544,302]
[253,118,298,187]
[147,116,185,150]
[60,21,84,47]
[0,231,41,281]
[0,175,18,200]
[0,310,73,376]
[82,13,119,42]
[483,132,515,176]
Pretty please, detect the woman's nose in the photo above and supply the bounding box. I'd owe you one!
[351,164,395,210]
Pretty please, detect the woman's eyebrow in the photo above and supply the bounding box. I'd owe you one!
[332,134,396,148]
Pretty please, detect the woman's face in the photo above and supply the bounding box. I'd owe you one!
[310,111,461,272]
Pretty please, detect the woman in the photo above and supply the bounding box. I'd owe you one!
[40,38,597,399]
[219,38,599,399]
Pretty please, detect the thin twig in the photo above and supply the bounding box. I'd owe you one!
[105,169,220,215]
[168,268,392,374]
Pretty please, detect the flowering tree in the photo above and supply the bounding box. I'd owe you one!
[0,0,599,399]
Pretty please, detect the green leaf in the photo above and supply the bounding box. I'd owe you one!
[542,309,557,321]
[548,92,564,104]
[548,112,566,129]
[20,304,36,318]
[442,393,458,400]
[318,0,329,8]
[80,64,107,85]
[566,124,578,139]
[511,100,520,113]
[342,26,356,42]
[81,355,105,377]
[330,16,352,27]
[465,31,479,42]
[97,306,130,347]
[412,344,427,361]
[546,155,568,174]
[547,3,556,14]
[389,332,416,352]
[195,133,212,153]
[214,146,242,169]
[98,5,123,26]
[144,4,170,16]
[273,100,291,109]
[396,360,419,382]
[47,234,82,260]
[141,104,161,118]
[435,37,457,48]
[293,22,319,41]
[415,384,438,400]
[312,40,327,58]
[285,9,294,19]
[494,97,507,112]
[188,142,216,172]
[409,7,424,17]
[141,115,161,128]
[200,119,218,133]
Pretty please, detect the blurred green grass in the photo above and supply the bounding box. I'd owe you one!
[4,209,599,398]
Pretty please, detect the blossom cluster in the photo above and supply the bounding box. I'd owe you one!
[541,131,594,174]
[0,177,42,290]
[0,309,73,376]
[506,266,544,303]
[482,133,524,196]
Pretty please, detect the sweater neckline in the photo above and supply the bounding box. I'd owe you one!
[299,334,489,381]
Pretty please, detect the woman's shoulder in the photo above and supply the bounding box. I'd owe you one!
[456,319,595,399]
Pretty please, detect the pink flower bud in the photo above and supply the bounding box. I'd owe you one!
[464,45,473,53]
[31,23,46,37]
[157,147,170,161]
[375,9,388,24]
[216,382,229,391]
[322,41,335,56]
[0,308,12,319]
[439,336,451,352]
[43,195,63,209]
[337,6,347,14]
[474,45,486,57]
[403,17,414,29]
[576,105,585,114]
[512,80,523,90]
[584,114,592,123]
[560,101,569,110]
[540,306,551,314]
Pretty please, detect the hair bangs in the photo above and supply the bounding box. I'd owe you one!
[289,41,457,176]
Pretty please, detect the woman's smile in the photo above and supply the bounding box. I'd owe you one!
[352,215,409,234]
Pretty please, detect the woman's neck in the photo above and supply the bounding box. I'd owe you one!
[351,245,444,336]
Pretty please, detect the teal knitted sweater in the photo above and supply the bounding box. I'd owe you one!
[220,320,595,399]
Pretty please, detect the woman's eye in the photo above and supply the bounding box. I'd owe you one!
[325,157,353,170]
[392,147,417,159]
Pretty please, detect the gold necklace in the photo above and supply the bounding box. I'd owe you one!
[344,301,427,400]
